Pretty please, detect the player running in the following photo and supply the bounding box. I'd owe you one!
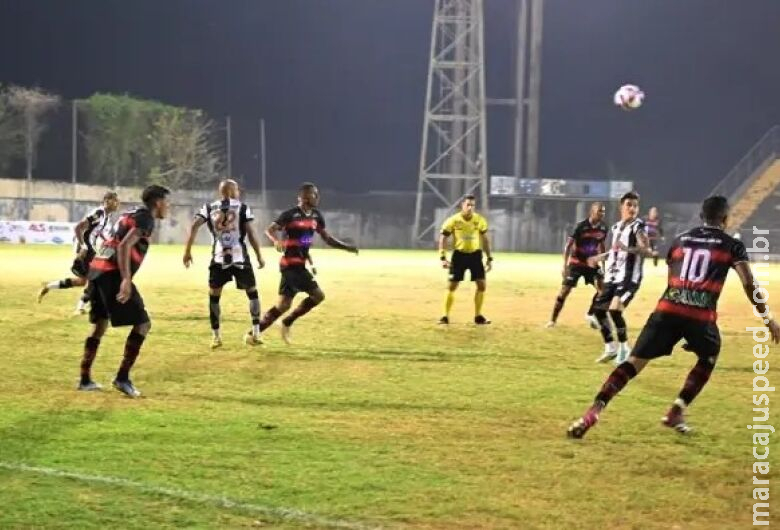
[591,192,657,364]
[644,206,665,267]
[78,185,170,398]
[258,182,358,343]
[568,196,780,438]
[546,202,607,328]
[182,179,266,348]
[37,191,119,313]
[438,194,493,325]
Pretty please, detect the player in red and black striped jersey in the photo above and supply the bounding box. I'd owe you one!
[37,191,119,313]
[259,182,358,344]
[546,202,607,328]
[78,185,171,398]
[568,196,780,439]
[644,206,664,267]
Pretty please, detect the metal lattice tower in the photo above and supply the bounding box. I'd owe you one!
[413,0,489,245]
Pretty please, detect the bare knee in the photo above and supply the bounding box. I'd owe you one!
[476,280,487,292]
[277,297,293,313]
[310,289,325,305]
[133,321,151,337]
[91,320,108,339]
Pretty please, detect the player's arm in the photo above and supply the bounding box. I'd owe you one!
[73,217,91,253]
[183,216,206,268]
[319,228,358,254]
[562,237,574,275]
[244,221,265,269]
[735,261,780,343]
[438,231,451,268]
[116,228,142,303]
[265,222,285,252]
[618,229,657,258]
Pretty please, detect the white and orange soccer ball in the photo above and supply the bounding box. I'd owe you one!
[613,84,645,111]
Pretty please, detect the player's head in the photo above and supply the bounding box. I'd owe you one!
[142,184,171,219]
[700,195,729,228]
[102,191,120,213]
[648,206,659,219]
[298,182,319,209]
[589,202,606,222]
[619,191,640,221]
[460,194,476,216]
[219,179,239,199]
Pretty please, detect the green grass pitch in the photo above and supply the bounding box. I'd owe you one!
[0,244,776,529]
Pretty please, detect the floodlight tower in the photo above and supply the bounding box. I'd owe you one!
[412,0,489,245]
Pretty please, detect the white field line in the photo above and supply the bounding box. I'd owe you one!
[0,461,383,530]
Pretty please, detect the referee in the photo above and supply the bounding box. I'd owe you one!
[438,194,493,325]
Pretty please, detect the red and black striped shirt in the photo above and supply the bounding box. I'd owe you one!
[568,218,608,267]
[656,226,748,322]
[88,207,156,279]
[275,206,325,269]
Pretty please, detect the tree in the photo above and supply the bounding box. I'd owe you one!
[0,86,24,175]
[6,86,60,181]
[149,108,223,189]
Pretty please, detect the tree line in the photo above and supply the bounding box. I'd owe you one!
[0,85,224,189]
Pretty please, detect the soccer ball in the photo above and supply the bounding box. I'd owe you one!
[613,84,645,110]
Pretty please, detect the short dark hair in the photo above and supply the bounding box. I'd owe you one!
[103,191,118,202]
[462,194,476,203]
[298,182,318,194]
[620,191,640,204]
[141,185,171,209]
[700,195,729,225]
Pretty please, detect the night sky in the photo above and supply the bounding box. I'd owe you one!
[1,0,778,201]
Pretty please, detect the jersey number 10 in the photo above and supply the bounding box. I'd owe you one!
[679,248,711,282]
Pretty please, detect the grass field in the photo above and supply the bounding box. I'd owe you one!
[0,244,776,529]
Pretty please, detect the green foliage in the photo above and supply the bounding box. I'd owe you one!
[0,86,24,174]
[81,93,222,189]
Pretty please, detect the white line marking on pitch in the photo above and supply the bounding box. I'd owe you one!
[0,461,382,530]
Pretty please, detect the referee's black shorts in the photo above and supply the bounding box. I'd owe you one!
[449,250,485,282]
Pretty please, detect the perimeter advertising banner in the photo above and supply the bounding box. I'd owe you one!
[0,221,76,245]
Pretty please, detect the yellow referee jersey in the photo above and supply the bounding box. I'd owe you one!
[441,212,488,253]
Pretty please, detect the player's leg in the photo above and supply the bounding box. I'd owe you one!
[79,319,108,390]
[113,320,151,398]
[609,284,638,363]
[585,275,603,329]
[650,240,658,267]
[75,282,92,315]
[233,267,262,345]
[207,265,230,347]
[442,252,466,324]
[38,276,87,302]
[568,312,682,438]
[104,279,151,398]
[280,270,323,343]
[548,283,573,328]
[259,293,294,333]
[662,321,721,433]
[593,286,617,362]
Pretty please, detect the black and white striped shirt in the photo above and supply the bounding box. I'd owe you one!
[605,218,647,284]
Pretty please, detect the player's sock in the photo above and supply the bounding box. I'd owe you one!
[594,361,638,408]
[116,331,146,381]
[209,294,221,333]
[594,309,614,343]
[259,307,283,332]
[676,358,714,407]
[474,290,485,317]
[48,279,73,289]
[444,291,455,317]
[609,309,628,342]
[247,290,261,335]
[80,337,101,384]
[587,292,598,316]
[282,297,318,327]
[551,295,565,322]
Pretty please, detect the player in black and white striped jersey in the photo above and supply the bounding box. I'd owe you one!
[589,192,658,364]
[37,191,119,314]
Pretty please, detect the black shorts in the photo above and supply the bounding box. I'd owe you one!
[209,263,256,290]
[279,267,319,298]
[71,249,95,278]
[89,271,149,327]
[632,311,721,361]
[449,250,485,282]
[563,264,602,287]
[594,281,641,308]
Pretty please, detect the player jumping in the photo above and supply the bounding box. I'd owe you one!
[591,192,657,364]
[182,179,266,348]
[78,185,170,398]
[258,182,358,343]
[546,202,607,328]
[38,191,119,314]
[568,196,780,438]
[438,194,493,325]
